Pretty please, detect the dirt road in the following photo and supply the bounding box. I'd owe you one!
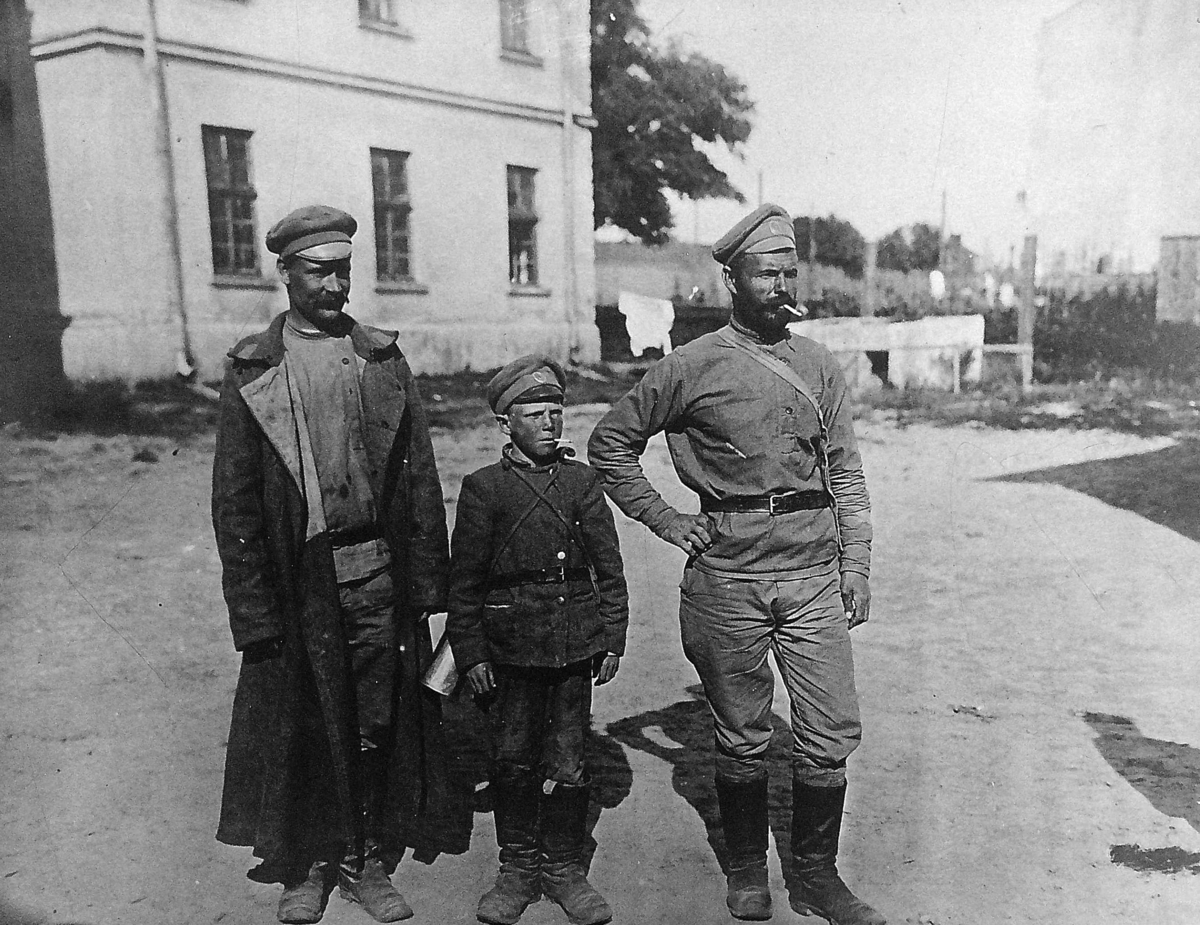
[2,409,1198,925]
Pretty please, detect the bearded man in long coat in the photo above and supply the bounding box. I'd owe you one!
[212,205,450,924]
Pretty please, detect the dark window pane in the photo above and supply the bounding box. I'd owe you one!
[203,125,259,275]
[371,149,413,281]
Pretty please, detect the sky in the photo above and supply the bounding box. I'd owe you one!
[629,0,1081,259]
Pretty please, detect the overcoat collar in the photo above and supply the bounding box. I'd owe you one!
[228,312,400,368]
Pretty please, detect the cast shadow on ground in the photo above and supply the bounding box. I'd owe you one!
[0,895,89,925]
[605,685,810,911]
[990,437,1200,543]
[438,690,635,871]
[1084,712,1200,875]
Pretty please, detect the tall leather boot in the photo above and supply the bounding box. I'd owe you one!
[539,783,612,925]
[477,772,543,924]
[715,774,772,921]
[339,748,414,923]
[790,780,886,925]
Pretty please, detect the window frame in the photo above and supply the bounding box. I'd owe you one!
[371,147,415,284]
[201,124,260,278]
[499,0,532,54]
[359,0,398,25]
[506,165,539,288]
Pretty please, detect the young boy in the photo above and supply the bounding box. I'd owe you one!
[446,355,629,925]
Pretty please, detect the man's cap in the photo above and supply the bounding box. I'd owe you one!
[266,205,357,261]
[711,203,796,265]
[487,355,567,414]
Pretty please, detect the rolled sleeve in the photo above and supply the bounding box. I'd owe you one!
[587,357,685,537]
[820,356,872,577]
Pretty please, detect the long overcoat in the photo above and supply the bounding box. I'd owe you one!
[211,312,450,875]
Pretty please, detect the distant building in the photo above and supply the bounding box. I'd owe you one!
[1157,235,1200,323]
[1031,0,1200,274]
[16,0,596,382]
[595,240,729,308]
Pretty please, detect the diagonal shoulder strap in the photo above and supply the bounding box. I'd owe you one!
[717,327,843,553]
[716,327,825,436]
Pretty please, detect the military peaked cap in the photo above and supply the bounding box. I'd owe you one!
[266,205,357,261]
[487,355,567,414]
[711,203,796,265]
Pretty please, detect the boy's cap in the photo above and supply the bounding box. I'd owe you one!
[711,203,795,266]
[488,355,566,414]
[266,205,357,261]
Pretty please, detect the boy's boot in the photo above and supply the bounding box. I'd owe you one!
[278,860,331,924]
[477,772,543,924]
[339,749,414,922]
[338,850,413,923]
[539,782,612,925]
[715,774,772,921]
[790,779,886,925]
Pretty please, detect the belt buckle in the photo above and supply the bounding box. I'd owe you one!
[546,565,566,583]
[768,493,784,516]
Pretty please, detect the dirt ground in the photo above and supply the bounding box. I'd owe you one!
[3,403,1200,925]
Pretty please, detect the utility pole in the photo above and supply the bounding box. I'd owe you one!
[864,239,879,317]
[939,188,947,270]
[556,0,580,362]
[1018,234,1037,394]
[142,0,193,375]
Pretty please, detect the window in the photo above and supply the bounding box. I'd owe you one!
[202,125,259,276]
[499,0,531,53]
[507,165,538,286]
[371,148,413,281]
[359,0,398,25]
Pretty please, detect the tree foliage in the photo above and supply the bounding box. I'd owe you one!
[877,222,941,273]
[591,0,755,244]
[792,215,866,279]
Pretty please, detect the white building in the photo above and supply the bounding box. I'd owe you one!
[1030,0,1200,274]
[20,0,597,381]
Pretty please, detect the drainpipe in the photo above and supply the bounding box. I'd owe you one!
[557,0,580,362]
[142,0,195,378]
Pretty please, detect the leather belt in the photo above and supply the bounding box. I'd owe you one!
[489,566,591,590]
[700,489,831,516]
[328,525,383,548]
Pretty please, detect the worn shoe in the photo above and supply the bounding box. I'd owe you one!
[339,858,414,922]
[794,870,886,925]
[540,866,612,925]
[726,864,772,921]
[477,869,542,925]
[277,861,329,924]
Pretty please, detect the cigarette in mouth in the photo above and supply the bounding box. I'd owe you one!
[784,303,808,319]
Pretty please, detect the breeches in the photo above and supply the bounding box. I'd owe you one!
[337,570,398,750]
[492,661,593,787]
[678,567,861,787]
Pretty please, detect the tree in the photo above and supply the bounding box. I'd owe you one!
[591,0,755,244]
[876,223,941,273]
[909,222,941,272]
[793,215,866,279]
[876,228,913,272]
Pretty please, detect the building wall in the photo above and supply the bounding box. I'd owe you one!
[26,0,595,380]
[1031,0,1200,273]
[1157,236,1200,324]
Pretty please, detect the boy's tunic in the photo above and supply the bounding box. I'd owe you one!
[446,450,629,671]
